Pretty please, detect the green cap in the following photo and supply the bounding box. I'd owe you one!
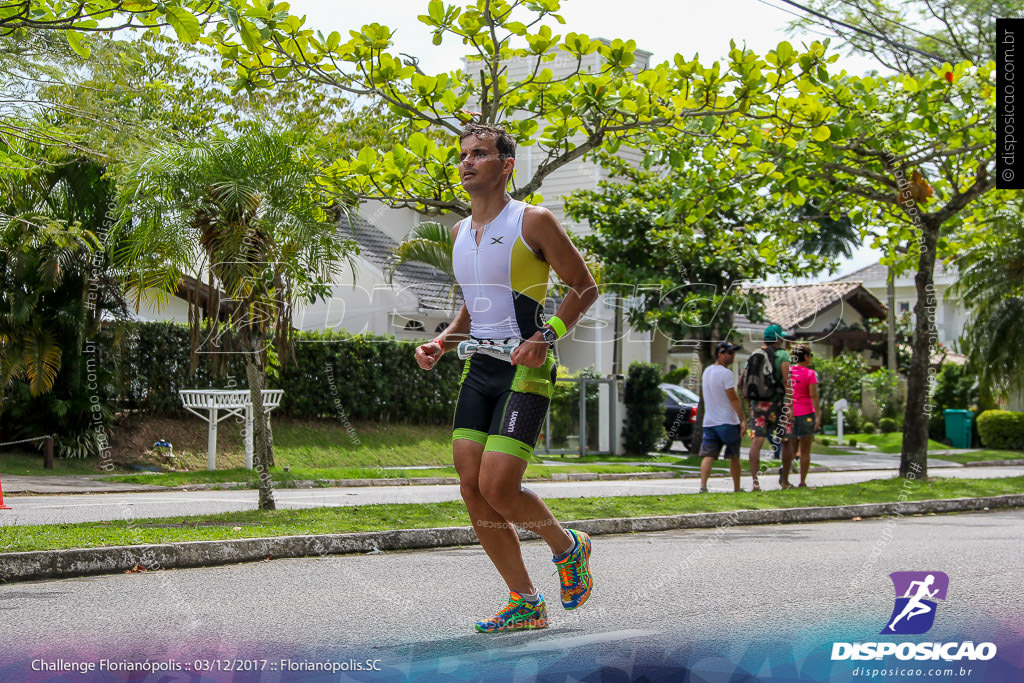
[764,323,789,342]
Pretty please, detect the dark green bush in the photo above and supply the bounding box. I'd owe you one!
[622,362,665,456]
[662,367,689,385]
[928,412,947,443]
[862,422,877,434]
[108,322,461,424]
[976,410,1024,450]
[879,417,898,433]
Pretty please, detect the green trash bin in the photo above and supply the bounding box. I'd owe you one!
[943,409,973,449]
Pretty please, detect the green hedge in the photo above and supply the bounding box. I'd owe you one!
[109,322,461,424]
[622,361,665,456]
[976,410,1024,450]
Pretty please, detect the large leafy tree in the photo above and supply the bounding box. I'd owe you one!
[566,147,831,450]
[754,0,1011,477]
[0,0,221,165]
[211,0,835,216]
[110,127,355,510]
[744,60,1001,478]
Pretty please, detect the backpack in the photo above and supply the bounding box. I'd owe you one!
[742,347,783,401]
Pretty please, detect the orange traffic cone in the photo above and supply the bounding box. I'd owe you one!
[0,475,11,509]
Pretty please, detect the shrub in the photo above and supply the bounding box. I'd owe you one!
[622,362,666,455]
[843,406,864,433]
[107,322,463,425]
[662,367,689,385]
[879,417,898,433]
[862,422,877,434]
[818,437,832,447]
[849,438,858,447]
[976,410,1024,450]
[928,412,947,443]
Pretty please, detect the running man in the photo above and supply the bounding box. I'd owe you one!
[415,123,598,632]
[888,574,939,631]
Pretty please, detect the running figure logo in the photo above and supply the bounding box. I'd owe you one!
[881,571,949,635]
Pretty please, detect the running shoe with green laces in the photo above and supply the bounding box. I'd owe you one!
[554,529,593,610]
[474,592,548,633]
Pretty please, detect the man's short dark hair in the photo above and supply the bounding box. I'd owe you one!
[459,123,516,159]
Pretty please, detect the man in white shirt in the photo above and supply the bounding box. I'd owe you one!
[699,341,746,493]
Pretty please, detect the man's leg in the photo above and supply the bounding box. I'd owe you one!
[699,456,715,489]
[698,427,720,491]
[477,449,572,557]
[454,439,538,595]
[780,437,795,488]
[729,458,742,491]
[748,436,764,490]
[799,435,813,485]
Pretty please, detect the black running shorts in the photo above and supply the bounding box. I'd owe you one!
[452,350,556,460]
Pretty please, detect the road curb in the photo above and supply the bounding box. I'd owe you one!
[2,494,1022,584]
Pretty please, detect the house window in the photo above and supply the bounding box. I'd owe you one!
[404,320,425,332]
[899,302,910,313]
[434,322,449,334]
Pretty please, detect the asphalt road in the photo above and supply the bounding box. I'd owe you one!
[1,466,1022,527]
[0,510,1020,682]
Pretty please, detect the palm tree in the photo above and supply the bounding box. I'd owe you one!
[111,127,354,510]
[386,220,459,310]
[951,211,1024,400]
[1,157,123,458]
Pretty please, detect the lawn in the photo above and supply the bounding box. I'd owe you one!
[929,449,1024,465]
[0,418,456,476]
[818,432,948,452]
[0,451,133,476]
[1,476,1020,553]
[99,462,682,487]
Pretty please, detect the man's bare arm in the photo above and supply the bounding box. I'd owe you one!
[510,206,597,367]
[726,387,746,429]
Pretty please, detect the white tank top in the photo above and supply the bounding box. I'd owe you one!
[452,199,550,339]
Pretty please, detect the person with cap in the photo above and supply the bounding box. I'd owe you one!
[738,323,792,491]
[698,340,746,493]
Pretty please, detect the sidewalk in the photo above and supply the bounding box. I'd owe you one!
[0,451,1014,495]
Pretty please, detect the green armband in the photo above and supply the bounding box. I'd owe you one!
[546,315,567,339]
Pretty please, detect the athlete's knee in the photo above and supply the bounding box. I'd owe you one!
[478,478,519,515]
[460,479,483,500]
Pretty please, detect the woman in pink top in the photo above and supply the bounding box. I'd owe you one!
[787,344,820,487]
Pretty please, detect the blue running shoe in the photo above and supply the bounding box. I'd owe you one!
[475,592,548,633]
[554,529,592,609]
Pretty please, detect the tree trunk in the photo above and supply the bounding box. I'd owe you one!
[900,217,938,479]
[887,265,897,371]
[244,332,276,510]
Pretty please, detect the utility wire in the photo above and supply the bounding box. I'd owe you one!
[773,0,949,63]
[829,0,959,50]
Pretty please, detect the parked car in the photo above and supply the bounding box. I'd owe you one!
[660,383,699,452]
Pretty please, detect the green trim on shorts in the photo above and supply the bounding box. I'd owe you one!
[452,428,487,445]
[484,434,535,461]
[460,357,472,383]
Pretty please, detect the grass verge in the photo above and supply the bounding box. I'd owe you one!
[1,476,1020,553]
[98,463,680,487]
[928,449,1024,465]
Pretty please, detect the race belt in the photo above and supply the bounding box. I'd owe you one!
[457,338,522,362]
